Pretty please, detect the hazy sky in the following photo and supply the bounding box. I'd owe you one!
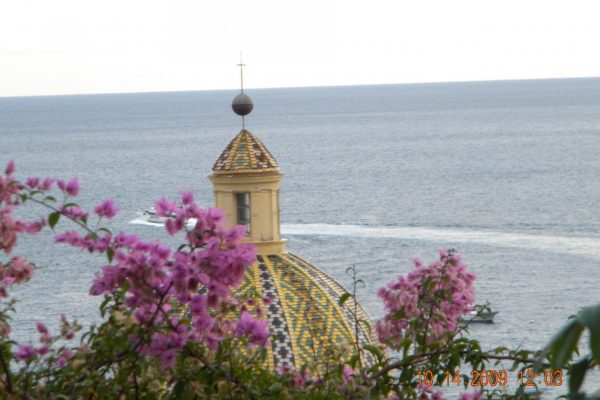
[2,0,600,97]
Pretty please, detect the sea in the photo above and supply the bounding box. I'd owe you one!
[2,78,600,397]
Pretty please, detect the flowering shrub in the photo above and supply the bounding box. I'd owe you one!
[0,160,576,399]
[0,161,271,397]
[376,249,475,349]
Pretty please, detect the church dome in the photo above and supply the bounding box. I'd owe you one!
[238,254,378,371]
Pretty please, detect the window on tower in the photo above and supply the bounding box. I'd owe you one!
[236,192,251,233]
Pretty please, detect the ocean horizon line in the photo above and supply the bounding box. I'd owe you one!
[2,75,600,100]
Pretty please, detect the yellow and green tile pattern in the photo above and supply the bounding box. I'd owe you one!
[212,129,279,174]
[239,253,379,372]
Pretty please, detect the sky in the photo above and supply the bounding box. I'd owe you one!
[1,0,600,97]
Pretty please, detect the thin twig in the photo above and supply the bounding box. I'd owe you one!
[369,348,538,380]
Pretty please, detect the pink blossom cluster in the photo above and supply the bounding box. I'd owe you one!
[55,191,263,369]
[376,249,475,347]
[0,257,34,298]
[416,383,444,400]
[15,316,77,366]
[0,162,46,255]
[279,367,312,388]
[0,162,48,299]
[234,311,270,346]
[1,161,267,371]
[459,391,483,400]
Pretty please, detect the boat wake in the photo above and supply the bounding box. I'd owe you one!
[130,217,197,228]
[281,223,600,258]
[129,217,600,258]
[129,217,163,226]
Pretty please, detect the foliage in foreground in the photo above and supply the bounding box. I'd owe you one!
[0,161,598,399]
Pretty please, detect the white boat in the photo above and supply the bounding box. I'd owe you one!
[468,310,498,323]
[139,207,167,224]
[463,304,498,324]
[144,206,157,216]
[146,215,165,224]
[138,206,189,225]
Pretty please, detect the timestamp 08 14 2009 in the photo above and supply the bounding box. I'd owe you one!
[416,369,563,388]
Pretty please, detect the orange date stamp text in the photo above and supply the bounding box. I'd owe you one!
[416,369,563,387]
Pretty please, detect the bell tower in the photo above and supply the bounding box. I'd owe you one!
[206,56,379,372]
[209,56,286,255]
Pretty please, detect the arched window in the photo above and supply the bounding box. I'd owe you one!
[236,192,251,233]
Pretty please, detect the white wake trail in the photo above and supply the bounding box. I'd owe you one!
[281,223,600,258]
[129,218,600,258]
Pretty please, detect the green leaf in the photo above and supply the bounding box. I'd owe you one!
[591,328,600,366]
[358,318,373,334]
[106,248,114,263]
[338,293,351,306]
[48,211,60,229]
[99,295,112,318]
[547,319,583,369]
[569,357,590,393]
[578,304,600,364]
[267,383,283,394]
[44,195,56,203]
[578,304,600,331]
[363,344,384,362]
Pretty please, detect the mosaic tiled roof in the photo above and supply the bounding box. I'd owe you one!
[212,129,279,174]
[236,253,379,372]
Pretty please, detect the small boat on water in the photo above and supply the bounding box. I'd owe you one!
[468,309,498,323]
[144,206,157,216]
[140,207,168,224]
[139,206,186,225]
[463,304,498,324]
[147,215,165,224]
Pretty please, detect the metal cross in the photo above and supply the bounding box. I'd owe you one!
[237,52,245,94]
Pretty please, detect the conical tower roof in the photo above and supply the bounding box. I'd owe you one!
[212,129,279,174]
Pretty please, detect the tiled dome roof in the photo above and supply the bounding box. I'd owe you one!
[238,253,378,371]
[212,130,279,174]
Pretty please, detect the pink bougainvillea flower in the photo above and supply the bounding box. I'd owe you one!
[15,344,37,361]
[342,365,358,384]
[154,197,178,217]
[36,322,48,335]
[3,257,34,285]
[25,177,40,189]
[376,250,475,347]
[60,205,88,220]
[234,311,270,347]
[459,391,483,400]
[4,160,15,176]
[40,177,54,191]
[65,178,79,196]
[181,191,194,205]
[93,199,119,219]
[56,348,73,367]
[0,322,11,338]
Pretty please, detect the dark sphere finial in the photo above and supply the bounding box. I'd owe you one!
[232,93,254,116]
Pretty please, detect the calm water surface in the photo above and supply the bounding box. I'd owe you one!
[2,78,600,396]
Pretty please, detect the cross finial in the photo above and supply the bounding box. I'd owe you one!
[232,52,253,130]
[237,52,245,94]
